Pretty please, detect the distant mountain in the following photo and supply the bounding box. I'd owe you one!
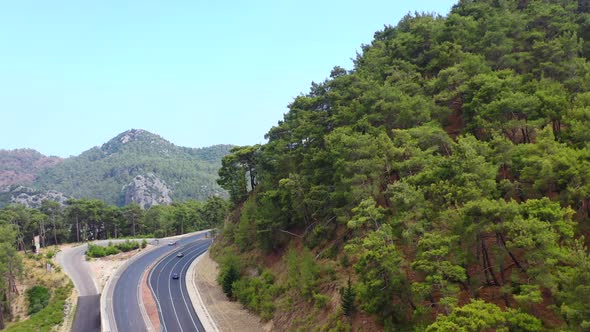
[0,149,63,190]
[0,129,232,207]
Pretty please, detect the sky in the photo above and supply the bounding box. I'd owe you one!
[0,0,457,157]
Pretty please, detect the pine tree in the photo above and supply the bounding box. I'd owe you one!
[340,277,356,317]
[222,263,240,297]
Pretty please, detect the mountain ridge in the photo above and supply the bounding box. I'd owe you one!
[0,149,63,190]
[0,129,232,207]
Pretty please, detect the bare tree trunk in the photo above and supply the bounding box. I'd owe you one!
[0,294,4,330]
[481,239,499,286]
[52,214,58,245]
[40,221,46,248]
[498,233,525,271]
[76,215,80,243]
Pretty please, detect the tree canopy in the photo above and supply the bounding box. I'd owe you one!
[215,0,590,330]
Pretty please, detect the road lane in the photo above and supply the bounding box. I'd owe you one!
[57,241,116,332]
[149,239,211,332]
[111,232,209,332]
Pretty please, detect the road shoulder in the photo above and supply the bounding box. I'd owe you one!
[188,250,271,332]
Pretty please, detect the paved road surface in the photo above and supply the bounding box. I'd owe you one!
[148,239,211,332]
[111,233,209,332]
[57,243,101,332]
[57,239,153,332]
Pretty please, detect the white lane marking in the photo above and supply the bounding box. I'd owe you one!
[178,244,210,331]
[167,242,211,332]
[166,245,210,332]
[152,248,181,332]
[148,253,167,332]
[147,240,209,332]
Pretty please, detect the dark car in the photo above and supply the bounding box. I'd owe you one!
[177,252,184,257]
[172,273,179,279]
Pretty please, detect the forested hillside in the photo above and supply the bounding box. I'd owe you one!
[0,149,62,190]
[29,129,231,206]
[213,1,590,331]
[0,196,228,328]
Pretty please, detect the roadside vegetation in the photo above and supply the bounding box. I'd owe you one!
[213,1,590,330]
[2,249,73,332]
[5,284,73,332]
[0,196,228,249]
[86,239,147,258]
[0,192,229,329]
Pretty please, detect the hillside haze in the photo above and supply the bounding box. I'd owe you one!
[1,129,231,207]
[0,149,63,190]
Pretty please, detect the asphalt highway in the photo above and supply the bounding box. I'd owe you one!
[111,233,210,332]
[148,239,211,332]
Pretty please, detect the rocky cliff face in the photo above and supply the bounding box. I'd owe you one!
[8,186,69,208]
[123,173,172,208]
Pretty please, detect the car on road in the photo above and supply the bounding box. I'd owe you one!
[168,241,176,246]
[172,273,179,279]
[177,252,184,257]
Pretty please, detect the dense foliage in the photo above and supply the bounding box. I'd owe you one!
[86,240,146,258]
[0,196,229,249]
[0,223,21,329]
[25,286,50,315]
[215,0,590,330]
[0,194,228,329]
[0,149,62,190]
[27,129,231,205]
[5,283,72,332]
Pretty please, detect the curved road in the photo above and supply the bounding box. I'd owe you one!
[149,239,211,332]
[110,232,210,332]
[56,242,108,332]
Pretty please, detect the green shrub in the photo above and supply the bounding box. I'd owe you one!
[45,250,55,260]
[105,245,120,256]
[286,246,319,299]
[86,241,141,258]
[141,239,148,249]
[340,278,355,317]
[154,229,165,238]
[221,264,240,297]
[232,270,279,320]
[313,292,330,309]
[26,286,50,315]
[86,244,107,258]
[217,254,241,296]
[7,283,73,332]
[115,240,140,252]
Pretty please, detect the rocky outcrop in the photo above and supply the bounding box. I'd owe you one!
[9,186,69,208]
[123,173,172,209]
[2,130,231,206]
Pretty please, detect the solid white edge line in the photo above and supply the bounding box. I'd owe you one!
[178,245,210,331]
[101,229,211,332]
[186,248,220,332]
[101,240,158,332]
[148,240,211,332]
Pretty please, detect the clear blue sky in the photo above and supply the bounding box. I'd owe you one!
[0,0,456,157]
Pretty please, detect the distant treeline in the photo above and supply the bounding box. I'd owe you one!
[0,197,229,252]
